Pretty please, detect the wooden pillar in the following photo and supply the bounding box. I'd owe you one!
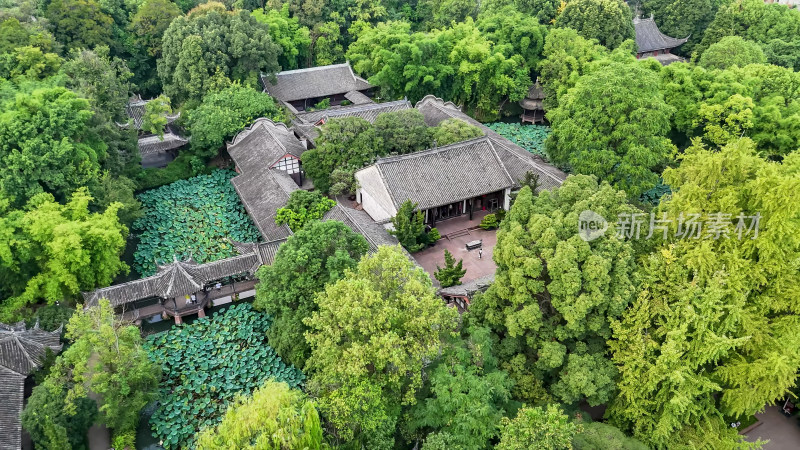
[174,314,182,325]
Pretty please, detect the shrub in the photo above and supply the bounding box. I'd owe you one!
[274,190,335,231]
[479,213,499,230]
[434,250,466,287]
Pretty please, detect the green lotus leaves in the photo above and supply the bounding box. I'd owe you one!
[486,122,551,159]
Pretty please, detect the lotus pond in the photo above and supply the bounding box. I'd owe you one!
[132,169,260,276]
[144,303,304,449]
[486,122,551,159]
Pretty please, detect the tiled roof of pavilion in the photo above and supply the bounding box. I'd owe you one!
[118,94,180,130]
[322,203,399,253]
[82,240,285,308]
[415,95,566,191]
[633,16,689,53]
[0,322,63,450]
[261,63,373,103]
[359,136,516,211]
[294,99,412,125]
[138,132,188,155]
[519,80,545,110]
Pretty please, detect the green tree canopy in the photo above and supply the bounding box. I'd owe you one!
[409,326,513,449]
[130,0,182,58]
[0,189,128,321]
[699,36,766,70]
[252,4,311,70]
[185,84,286,158]
[0,85,105,206]
[274,190,336,231]
[608,138,800,448]
[433,249,466,288]
[547,58,676,197]
[537,27,608,110]
[571,421,649,449]
[476,6,548,69]
[430,118,483,146]
[304,245,458,448]
[390,199,433,253]
[468,176,638,405]
[254,220,369,368]
[45,0,114,51]
[373,109,431,155]
[158,9,280,102]
[195,380,324,449]
[554,0,635,49]
[497,404,580,450]
[21,378,98,450]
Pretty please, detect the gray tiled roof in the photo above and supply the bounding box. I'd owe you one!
[138,132,188,155]
[231,169,296,241]
[368,137,515,211]
[294,99,412,125]
[0,322,63,450]
[633,16,689,53]
[438,274,495,298]
[228,119,307,164]
[119,95,180,130]
[323,203,399,253]
[415,95,566,191]
[344,90,373,105]
[261,63,373,102]
[83,240,285,307]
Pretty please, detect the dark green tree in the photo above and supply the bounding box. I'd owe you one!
[373,109,431,155]
[251,4,311,70]
[253,220,369,368]
[130,0,182,59]
[45,0,114,51]
[554,0,635,49]
[476,5,548,69]
[698,36,766,70]
[434,249,466,287]
[430,118,483,146]
[274,190,335,231]
[390,199,429,252]
[21,379,98,450]
[158,9,280,102]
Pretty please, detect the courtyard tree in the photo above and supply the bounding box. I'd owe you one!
[390,199,434,253]
[373,109,432,155]
[274,190,336,231]
[554,0,635,49]
[468,176,638,405]
[158,8,280,102]
[434,249,466,287]
[304,246,458,448]
[141,94,172,138]
[195,380,324,449]
[21,377,98,450]
[431,118,484,146]
[254,220,369,368]
[698,36,766,70]
[546,59,676,197]
[608,138,800,448]
[0,189,128,321]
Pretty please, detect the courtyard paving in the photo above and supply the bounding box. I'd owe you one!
[413,212,498,287]
[744,405,800,449]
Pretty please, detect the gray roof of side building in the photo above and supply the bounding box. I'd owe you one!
[362,136,516,211]
[261,63,373,103]
[294,99,412,125]
[82,240,285,308]
[322,203,400,253]
[0,322,64,450]
[118,95,180,130]
[138,132,188,155]
[438,274,495,298]
[415,95,567,192]
[633,16,689,53]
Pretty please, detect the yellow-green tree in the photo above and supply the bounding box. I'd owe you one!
[195,381,324,449]
[304,245,458,448]
[608,138,800,448]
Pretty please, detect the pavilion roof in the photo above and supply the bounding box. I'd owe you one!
[118,94,180,130]
[633,16,689,53]
[261,63,373,103]
[138,132,188,155]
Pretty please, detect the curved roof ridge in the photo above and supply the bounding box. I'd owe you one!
[227,118,292,147]
[375,135,490,164]
[414,95,460,111]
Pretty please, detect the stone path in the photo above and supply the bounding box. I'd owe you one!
[744,405,800,449]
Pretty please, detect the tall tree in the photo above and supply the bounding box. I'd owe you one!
[608,138,800,448]
[130,0,182,59]
[45,0,114,51]
[254,220,369,368]
[21,378,98,450]
[0,85,105,206]
[698,36,766,70]
[468,176,638,405]
[476,6,547,69]
[497,404,580,450]
[389,199,430,253]
[47,299,160,448]
[158,8,280,102]
[554,0,635,49]
[305,245,458,448]
[194,380,324,449]
[0,189,129,321]
[274,190,336,232]
[252,4,311,70]
[434,249,466,288]
[546,58,676,197]
[373,109,431,155]
[537,27,608,110]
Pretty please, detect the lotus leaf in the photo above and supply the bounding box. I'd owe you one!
[486,122,551,160]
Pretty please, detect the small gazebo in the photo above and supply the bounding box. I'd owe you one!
[520,79,545,124]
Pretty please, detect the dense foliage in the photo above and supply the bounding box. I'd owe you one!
[275,190,336,231]
[434,249,466,287]
[390,199,438,252]
[497,404,580,450]
[254,220,369,368]
[145,303,304,449]
[21,379,98,450]
[195,380,324,449]
[133,170,259,276]
[554,0,634,49]
[486,123,550,159]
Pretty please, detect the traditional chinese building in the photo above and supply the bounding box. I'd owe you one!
[633,15,689,65]
[439,274,494,312]
[292,99,412,145]
[260,62,374,112]
[520,80,546,124]
[0,322,63,450]
[118,95,187,168]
